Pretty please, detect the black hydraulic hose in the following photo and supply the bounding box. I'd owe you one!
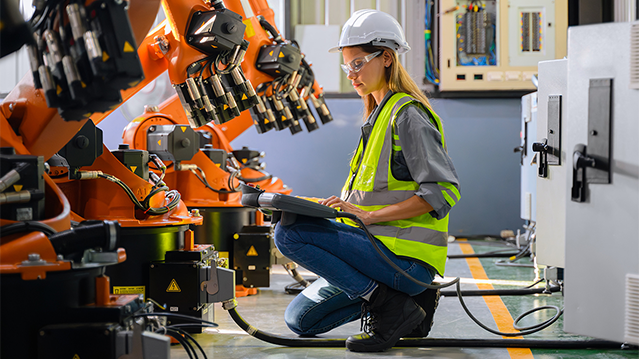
[257,15,282,43]
[440,283,561,297]
[228,306,345,347]
[226,306,625,349]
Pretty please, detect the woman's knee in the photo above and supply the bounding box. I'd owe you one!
[284,304,312,335]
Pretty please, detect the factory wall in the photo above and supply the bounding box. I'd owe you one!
[230,96,525,237]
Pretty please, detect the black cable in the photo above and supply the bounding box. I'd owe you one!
[132,312,219,328]
[97,173,180,215]
[213,52,236,75]
[336,212,564,336]
[164,328,196,359]
[447,249,520,259]
[454,280,563,336]
[1,221,57,237]
[166,323,217,329]
[227,307,625,349]
[190,167,236,194]
[170,326,207,359]
[439,283,560,297]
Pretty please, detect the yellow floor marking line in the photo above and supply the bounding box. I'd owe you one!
[457,240,534,358]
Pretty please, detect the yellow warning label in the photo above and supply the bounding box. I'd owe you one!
[275,70,280,73]
[113,286,145,297]
[13,184,23,192]
[102,51,109,62]
[81,81,86,88]
[241,158,247,163]
[242,94,247,100]
[130,166,137,172]
[246,246,258,257]
[211,45,218,49]
[56,85,62,95]
[128,80,140,87]
[215,163,221,167]
[269,50,274,57]
[243,19,255,38]
[281,116,286,121]
[158,140,162,146]
[264,118,270,123]
[73,354,80,359]
[278,52,284,58]
[83,113,92,118]
[123,41,135,53]
[224,104,229,110]
[181,126,186,132]
[167,279,181,292]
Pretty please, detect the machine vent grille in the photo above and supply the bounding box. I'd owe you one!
[625,273,639,345]
[631,23,639,89]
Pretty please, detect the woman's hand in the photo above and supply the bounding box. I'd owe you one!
[319,196,376,225]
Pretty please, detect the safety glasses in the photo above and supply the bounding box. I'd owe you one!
[340,51,382,75]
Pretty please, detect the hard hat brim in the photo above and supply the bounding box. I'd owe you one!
[328,45,342,53]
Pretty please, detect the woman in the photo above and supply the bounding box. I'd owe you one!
[274,9,460,352]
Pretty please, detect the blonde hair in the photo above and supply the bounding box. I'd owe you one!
[357,45,434,121]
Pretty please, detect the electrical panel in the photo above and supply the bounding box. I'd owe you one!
[437,0,567,92]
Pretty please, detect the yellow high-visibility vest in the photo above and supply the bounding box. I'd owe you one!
[340,93,459,275]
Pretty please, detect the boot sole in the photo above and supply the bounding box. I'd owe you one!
[346,306,426,352]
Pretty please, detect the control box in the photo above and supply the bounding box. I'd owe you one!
[437,0,567,92]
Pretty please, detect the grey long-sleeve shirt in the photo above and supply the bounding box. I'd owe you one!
[361,91,461,220]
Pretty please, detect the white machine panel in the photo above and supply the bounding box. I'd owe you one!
[535,59,567,268]
[563,22,639,344]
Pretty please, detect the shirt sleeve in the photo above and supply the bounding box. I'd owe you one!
[395,104,461,220]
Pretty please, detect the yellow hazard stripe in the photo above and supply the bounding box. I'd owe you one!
[458,240,534,358]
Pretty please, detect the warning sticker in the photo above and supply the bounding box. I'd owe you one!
[113,286,145,298]
[73,355,81,359]
[243,19,255,38]
[246,246,258,257]
[167,279,181,292]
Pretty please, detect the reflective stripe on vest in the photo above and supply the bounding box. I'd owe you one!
[340,93,449,275]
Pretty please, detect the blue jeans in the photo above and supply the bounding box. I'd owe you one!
[274,215,435,335]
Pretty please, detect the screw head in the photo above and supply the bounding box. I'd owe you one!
[28,253,41,261]
[591,130,598,136]
[75,135,90,149]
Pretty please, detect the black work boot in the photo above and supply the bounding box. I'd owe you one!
[403,286,441,338]
[346,284,426,352]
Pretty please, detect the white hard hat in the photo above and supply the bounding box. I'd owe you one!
[328,9,411,54]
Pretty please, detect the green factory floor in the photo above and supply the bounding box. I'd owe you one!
[169,239,638,358]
